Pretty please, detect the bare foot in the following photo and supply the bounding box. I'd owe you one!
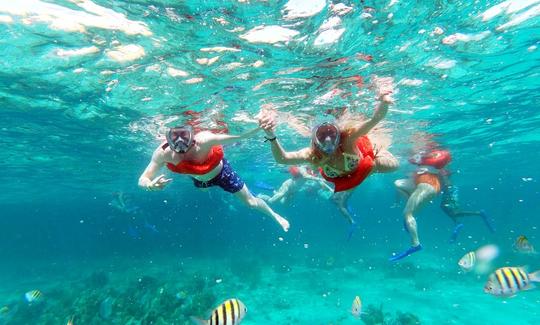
[274,214,290,232]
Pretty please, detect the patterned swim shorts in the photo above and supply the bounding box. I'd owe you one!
[192,159,245,193]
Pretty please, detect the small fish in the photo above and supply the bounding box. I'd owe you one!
[67,316,75,325]
[458,244,499,273]
[513,235,535,254]
[458,251,477,272]
[24,290,42,303]
[484,267,540,297]
[351,295,362,318]
[191,298,247,325]
[0,306,9,315]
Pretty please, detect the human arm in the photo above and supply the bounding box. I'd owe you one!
[347,92,393,140]
[138,147,172,191]
[258,110,312,165]
[347,77,394,140]
[196,127,261,148]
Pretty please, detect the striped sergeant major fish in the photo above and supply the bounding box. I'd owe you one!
[191,298,247,325]
[458,244,499,274]
[458,251,476,272]
[484,267,540,297]
[24,290,43,303]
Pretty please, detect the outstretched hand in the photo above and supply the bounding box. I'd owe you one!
[146,174,172,191]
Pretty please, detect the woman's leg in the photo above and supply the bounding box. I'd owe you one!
[260,179,293,204]
[331,190,355,224]
[394,178,415,198]
[235,185,290,232]
[403,183,437,246]
[390,183,437,261]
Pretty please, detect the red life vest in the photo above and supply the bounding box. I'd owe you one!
[318,135,375,193]
[166,145,224,175]
[410,150,451,169]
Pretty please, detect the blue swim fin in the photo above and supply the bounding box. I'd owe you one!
[389,244,422,262]
[346,205,358,241]
[449,223,464,243]
[480,210,496,233]
[347,220,357,241]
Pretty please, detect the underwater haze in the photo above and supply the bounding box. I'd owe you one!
[1,0,540,324]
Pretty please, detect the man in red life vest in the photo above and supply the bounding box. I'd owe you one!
[138,125,290,232]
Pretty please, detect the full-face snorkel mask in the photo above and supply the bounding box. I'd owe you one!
[313,122,340,154]
[166,125,194,153]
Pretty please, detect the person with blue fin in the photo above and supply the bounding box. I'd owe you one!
[439,168,495,243]
[391,149,495,261]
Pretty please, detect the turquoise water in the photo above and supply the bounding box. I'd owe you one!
[1,0,540,324]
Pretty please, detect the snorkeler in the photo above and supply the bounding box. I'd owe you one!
[257,166,333,204]
[439,169,495,242]
[259,166,358,228]
[391,150,452,261]
[258,82,399,225]
[138,124,290,232]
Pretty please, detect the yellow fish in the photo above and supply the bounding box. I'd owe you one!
[513,235,535,254]
[24,290,43,303]
[67,316,75,325]
[351,295,363,318]
[191,298,247,325]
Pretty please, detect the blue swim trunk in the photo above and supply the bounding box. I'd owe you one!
[191,159,245,193]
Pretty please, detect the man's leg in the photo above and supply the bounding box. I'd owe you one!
[454,210,495,233]
[235,185,290,232]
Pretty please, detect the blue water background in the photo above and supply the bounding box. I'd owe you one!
[1,0,540,324]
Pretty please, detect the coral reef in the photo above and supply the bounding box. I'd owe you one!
[1,268,223,324]
[393,311,421,325]
[361,304,422,325]
[361,304,387,325]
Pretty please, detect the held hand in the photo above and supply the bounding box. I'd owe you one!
[147,174,172,191]
[258,110,277,137]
